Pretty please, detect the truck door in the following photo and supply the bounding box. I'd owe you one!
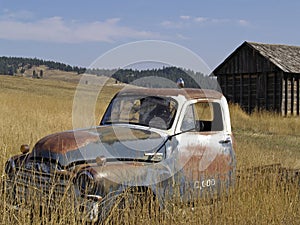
[176,101,234,197]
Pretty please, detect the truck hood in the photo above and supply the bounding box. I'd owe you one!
[31,125,166,167]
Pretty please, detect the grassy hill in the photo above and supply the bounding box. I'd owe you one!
[0,56,219,89]
[0,56,85,76]
[20,65,81,82]
[0,76,300,224]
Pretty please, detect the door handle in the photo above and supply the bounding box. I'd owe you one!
[219,139,231,144]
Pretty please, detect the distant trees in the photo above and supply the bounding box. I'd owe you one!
[39,70,43,78]
[32,70,44,79]
[0,56,86,75]
[0,56,219,90]
[20,68,26,74]
[8,65,16,76]
[87,67,219,90]
[32,70,37,78]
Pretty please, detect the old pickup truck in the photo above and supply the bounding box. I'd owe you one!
[4,87,236,223]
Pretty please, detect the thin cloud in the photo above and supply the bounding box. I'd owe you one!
[238,19,250,26]
[180,15,190,20]
[160,20,184,29]
[0,16,161,43]
[194,17,208,23]
[161,15,250,29]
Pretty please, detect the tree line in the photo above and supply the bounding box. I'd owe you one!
[0,56,219,90]
[0,56,86,75]
[87,67,219,90]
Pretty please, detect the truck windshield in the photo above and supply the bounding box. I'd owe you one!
[101,95,178,130]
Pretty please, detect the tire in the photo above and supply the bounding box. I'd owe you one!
[103,187,161,224]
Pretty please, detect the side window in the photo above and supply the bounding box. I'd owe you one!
[181,105,195,131]
[181,102,224,132]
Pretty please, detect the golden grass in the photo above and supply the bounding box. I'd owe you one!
[230,104,300,169]
[0,75,300,224]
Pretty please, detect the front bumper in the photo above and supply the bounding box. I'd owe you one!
[3,174,110,223]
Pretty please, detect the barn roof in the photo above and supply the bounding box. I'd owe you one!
[247,42,300,73]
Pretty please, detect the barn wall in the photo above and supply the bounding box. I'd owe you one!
[282,74,300,115]
[218,72,282,113]
[258,72,282,113]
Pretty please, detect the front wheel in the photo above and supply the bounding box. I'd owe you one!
[104,187,161,224]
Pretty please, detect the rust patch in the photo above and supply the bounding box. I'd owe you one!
[179,145,206,180]
[180,145,233,181]
[117,88,223,100]
[205,154,232,180]
[35,130,99,154]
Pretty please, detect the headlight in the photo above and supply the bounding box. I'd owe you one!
[76,171,97,195]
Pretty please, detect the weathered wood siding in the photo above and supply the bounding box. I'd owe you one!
[216,44,283,113]
[218,72,282,113]
[282,74,300,115]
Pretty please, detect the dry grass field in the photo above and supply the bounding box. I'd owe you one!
[0,75,300,224]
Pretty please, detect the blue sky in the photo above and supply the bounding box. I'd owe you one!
[0,0,300,71]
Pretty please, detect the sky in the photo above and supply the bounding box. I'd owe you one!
[0,0,300,72]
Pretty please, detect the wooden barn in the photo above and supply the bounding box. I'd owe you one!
[213,41,300,115]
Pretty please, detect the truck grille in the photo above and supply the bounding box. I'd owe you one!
[8,163,75,205]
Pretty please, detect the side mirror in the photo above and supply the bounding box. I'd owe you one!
[20,144,30,154]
